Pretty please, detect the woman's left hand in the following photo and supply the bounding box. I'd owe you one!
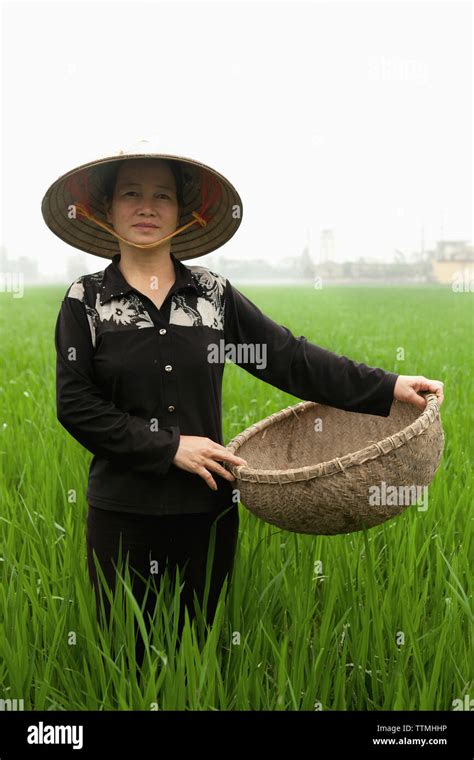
[394,375,444,410]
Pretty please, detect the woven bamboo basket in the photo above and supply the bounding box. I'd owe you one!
[224,392,444,535]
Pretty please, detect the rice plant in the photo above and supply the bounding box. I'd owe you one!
[0,283,471,710]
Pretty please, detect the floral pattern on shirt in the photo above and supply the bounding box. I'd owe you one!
[93,292,154,329]
[65,264,226,347]
[170,267,226,329]
[67,277,154,348]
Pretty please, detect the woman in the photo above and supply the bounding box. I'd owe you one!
[43,140,444,666]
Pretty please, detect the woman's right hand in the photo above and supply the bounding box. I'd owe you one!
[172,435,248,491]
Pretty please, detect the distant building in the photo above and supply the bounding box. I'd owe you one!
[432,240,472,261]
[428,240,474,285]
[320,229,335,264]
[0,247,39,283]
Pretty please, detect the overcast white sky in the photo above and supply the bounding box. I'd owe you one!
[1,0,472,277]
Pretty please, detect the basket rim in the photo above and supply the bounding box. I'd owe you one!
[225,392,442,484]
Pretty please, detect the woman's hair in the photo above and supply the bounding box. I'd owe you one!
[102,158,184,210]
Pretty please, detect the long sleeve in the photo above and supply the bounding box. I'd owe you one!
[55,292,181,475]
[223,280,399,417]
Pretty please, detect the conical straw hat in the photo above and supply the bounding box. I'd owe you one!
[41,137,243,261]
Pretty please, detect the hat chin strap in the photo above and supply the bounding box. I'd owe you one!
[73,202,208,249]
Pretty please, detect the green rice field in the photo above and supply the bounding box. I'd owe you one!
[0,283,472,710]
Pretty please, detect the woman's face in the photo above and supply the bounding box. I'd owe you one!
[105,158,181,250]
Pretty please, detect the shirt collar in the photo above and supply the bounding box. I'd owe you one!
[99,251,198,305]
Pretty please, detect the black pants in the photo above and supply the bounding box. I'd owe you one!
[86,503,239,666]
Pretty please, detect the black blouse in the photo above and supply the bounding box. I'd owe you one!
[54,252,399,515]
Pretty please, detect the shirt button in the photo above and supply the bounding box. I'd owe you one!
[168,405,175,412]
[159,328,167,335]
[165,365,173,372]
